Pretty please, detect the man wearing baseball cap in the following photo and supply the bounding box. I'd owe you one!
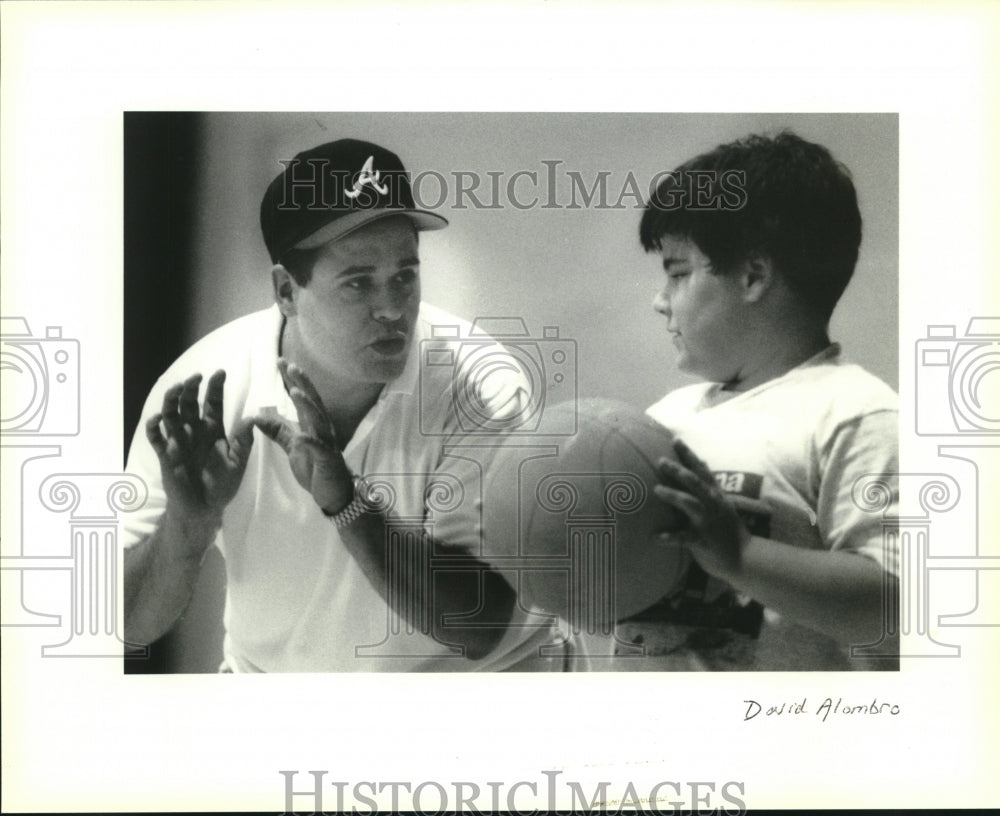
[123,138,564,672]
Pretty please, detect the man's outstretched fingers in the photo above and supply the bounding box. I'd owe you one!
[160,382,183,426]
[251,414,295,454]
[178,373,204,427]
[145,414,168,456]
[289,387,337,448]
[159,383,191,451]
[286,362,327,419]
[276,357,295,395]
[278,359,339,446]
[203,369,227,431]
[227,416,256,462]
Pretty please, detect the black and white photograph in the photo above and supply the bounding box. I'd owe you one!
[2,2,997,814]
[122,112,899,676]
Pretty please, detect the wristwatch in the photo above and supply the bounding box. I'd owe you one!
[323,475,371,529]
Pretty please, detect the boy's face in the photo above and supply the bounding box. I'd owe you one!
[290,216,421,386]
[652,235,749,384]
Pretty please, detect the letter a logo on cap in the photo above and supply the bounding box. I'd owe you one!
[344,155,390,200]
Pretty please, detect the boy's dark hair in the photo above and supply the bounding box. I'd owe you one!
[639,131,862,321]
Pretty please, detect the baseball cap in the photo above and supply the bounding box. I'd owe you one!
[260,138,448,263]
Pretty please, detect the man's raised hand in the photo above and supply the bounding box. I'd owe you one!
[145,369,254,522]
[251,359,355,516]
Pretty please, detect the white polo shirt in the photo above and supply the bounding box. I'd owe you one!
[124,303,564,672]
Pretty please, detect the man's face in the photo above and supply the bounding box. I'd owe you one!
[652,235,748,384]
[291,215,421,386]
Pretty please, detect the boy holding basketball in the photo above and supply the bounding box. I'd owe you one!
[641,132,899,669]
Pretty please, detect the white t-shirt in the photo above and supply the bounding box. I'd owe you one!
[644,345,899,670]
[124,303,564,672]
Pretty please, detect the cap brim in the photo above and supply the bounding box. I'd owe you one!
[292,208,449,251]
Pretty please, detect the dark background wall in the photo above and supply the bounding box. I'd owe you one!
[123,112,205,673]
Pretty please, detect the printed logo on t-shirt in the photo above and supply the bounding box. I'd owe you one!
[714,470,762,497]
[626,469,770,640]
[714,470,770,538]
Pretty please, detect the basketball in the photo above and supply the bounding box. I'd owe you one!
[437,398,690,624]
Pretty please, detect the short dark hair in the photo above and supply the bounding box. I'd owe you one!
[639,131,862,320]
[278,244,323,286]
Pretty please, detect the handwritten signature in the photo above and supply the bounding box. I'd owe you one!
[744,697,901,722]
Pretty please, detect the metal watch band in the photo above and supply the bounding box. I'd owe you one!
[324,476,369,529]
